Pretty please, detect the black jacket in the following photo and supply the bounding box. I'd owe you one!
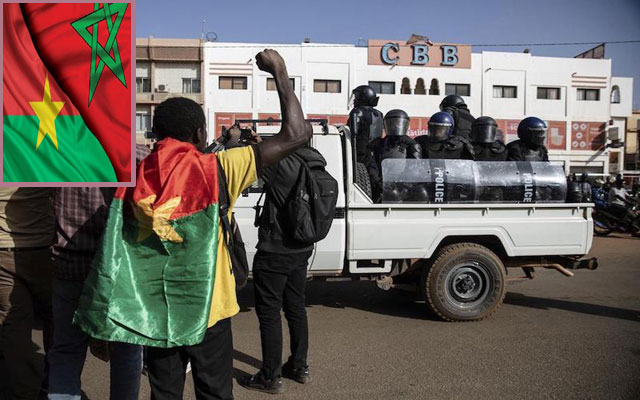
[256,147,320,254]
[506,140,549,162]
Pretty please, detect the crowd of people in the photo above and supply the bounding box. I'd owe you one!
[347,85,551,202]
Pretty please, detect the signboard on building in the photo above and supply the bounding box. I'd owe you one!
[408,117,429,138]
[571,122,606,151]
[367,40,471,68]
[214,112,252,138]
[546,121,567,150]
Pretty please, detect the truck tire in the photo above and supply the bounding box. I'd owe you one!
[421,243,506,322]
[355,162,372,199]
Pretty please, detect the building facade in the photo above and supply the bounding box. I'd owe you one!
[136,38,634,174]
[135,38,204,144]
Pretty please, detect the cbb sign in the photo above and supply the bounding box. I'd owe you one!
[367,40,471,69]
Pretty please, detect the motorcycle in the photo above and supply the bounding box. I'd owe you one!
[592,199,640,236]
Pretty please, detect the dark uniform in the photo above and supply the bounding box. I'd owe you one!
[471,116,508,161]
[416,111,474,160]
[440,94,475,141]
[370,109,421,202]
[507,117,550,162]
[347,85,383,168]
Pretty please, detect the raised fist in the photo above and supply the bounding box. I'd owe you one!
[255,49,285,76]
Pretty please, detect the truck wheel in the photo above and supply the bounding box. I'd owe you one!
[421,243,506,322]
[355,162,372,199]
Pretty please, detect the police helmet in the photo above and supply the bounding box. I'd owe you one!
[352,85,379,107]
[384,109,410,137]
[428,111,454,142]
[471,116,498,144]
[439,94,466,110]
[517,117,547,147]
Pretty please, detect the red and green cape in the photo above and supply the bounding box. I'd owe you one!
[2,3,131,182]
[74,138,221,347]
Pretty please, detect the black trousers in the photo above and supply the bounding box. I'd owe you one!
[253,249,313,380]
[146,318,233,400]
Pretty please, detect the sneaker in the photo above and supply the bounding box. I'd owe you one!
[282,362,311,384]
[240,371,284,394]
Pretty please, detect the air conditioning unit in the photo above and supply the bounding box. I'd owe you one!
[156,84,168,92]
[607,127,621,141]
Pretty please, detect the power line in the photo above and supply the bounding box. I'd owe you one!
[137,39,640,49]
[470,40,640,47]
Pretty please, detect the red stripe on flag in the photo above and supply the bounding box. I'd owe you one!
[2,4,79,116]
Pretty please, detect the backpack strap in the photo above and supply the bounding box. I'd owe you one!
[216,158,234,273]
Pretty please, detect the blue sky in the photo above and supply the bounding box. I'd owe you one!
[137,0,640,108]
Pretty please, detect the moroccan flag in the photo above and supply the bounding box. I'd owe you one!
[74,138,221,347]
[2,3,131,182]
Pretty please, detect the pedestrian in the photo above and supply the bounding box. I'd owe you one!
[0,187,55,400]
[46,144,150,400]
[73,49,311,400]
[240,148,319,394]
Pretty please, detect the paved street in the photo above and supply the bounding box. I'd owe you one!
[5,235,640,399]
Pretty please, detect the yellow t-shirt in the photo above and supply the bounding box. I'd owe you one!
[208,146,257,327]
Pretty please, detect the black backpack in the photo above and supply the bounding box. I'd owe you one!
[258,148,338,244]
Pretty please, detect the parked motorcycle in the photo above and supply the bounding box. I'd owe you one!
[592,199,640,236]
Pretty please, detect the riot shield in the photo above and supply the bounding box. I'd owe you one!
[382,159,567,204]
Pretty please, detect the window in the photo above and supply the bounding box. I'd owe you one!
[400,78,412,94]
[429,78,439,95]
[576,88,600,101]
[368,81,395,94]
[266,77,295,91]
[219,76,247,90]
[537,87,560,100]
[493,85,517,98]
[136,77,150,93]
[611,85,620,104]
[414,78,426,95]
[136,113,150,132]
[445,83,470,96]
[182,78,201,93]
[313,79,341,93]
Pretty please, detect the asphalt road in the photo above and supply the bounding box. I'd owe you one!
[4,235,640,399]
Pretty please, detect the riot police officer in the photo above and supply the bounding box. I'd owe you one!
[369,109,421,202]
[416,111,474,160]
[470,116,507,161]
[507,117,550,162]
[439,94,475,140]
[347,85,384,167]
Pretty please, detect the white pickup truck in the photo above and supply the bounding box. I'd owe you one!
[232,122,598,322]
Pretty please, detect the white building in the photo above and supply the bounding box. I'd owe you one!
[148,39,632,174]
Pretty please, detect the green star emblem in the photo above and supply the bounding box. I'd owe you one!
[71,3,128,106]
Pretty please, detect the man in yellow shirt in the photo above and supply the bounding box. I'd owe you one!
[141,49,311,399]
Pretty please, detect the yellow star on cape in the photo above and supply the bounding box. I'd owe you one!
[29,73,65,150]
[133,195,184,243]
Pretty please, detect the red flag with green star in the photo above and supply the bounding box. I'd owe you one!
[2,3,131,182]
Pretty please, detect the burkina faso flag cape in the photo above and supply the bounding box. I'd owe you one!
[2,3,131,182]
[74,138,221,347]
